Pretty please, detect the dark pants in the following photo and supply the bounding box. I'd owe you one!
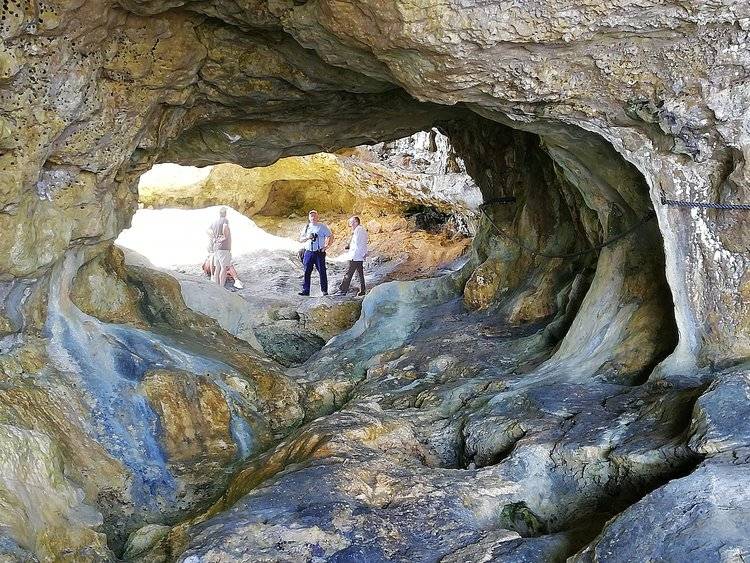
[302,250,328,294]
[339,260,365,294]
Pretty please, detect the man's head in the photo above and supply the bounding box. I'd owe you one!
[219,207,227,218]
[308,210,319,224]
[348,216,360,229]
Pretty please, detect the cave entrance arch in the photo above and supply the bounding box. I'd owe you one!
[134,110,680,385]
[117,129,482,366]
[109,109,681,551]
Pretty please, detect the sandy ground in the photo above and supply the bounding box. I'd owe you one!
[117,206,471,312]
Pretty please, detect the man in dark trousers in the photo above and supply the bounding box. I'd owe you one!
[334,216,368,297]
[299,210,334,296]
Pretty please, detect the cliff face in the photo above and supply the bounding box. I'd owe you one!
[1,0,749,560]
[3,0,748,366]
[138,129,481,226]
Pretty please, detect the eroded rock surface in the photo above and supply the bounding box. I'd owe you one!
[2,0,750,559]
[140,129,480,228]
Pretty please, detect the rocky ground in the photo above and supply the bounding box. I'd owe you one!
[116,199,472,367]
[123,243,750,562]
[2,0,750,560]
[113,137,748,561]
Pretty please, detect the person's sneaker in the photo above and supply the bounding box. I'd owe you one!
[357,291,366,297]
[233,279,244,289]
[298,291,309,296]
[322,291,328,296]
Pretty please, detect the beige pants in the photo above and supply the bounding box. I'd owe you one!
[214,249,231,268]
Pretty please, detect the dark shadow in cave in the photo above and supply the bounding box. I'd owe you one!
[440,114,679,386]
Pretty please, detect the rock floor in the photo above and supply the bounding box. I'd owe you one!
[123,255,750,562]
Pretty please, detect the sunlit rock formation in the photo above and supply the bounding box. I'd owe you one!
[136,130,478,283]
[139,129,481,225]
[1,0,749,560]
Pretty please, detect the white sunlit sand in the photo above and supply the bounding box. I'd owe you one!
[116,206,299,268]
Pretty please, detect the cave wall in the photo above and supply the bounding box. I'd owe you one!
[3,0,748,368]
[0,1,457,284]
[446,116,677,383]
[0,5,463,554]
[247,0,750,369]
[1,0,750,558]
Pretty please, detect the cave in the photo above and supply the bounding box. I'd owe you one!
[1,1,749,561]
[117,130,478,367]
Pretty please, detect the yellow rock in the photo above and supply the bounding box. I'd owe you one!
[464,257,522,310]
[71,246,146,328]
[302,300,363,341]
[0,46,21,82]
[0,424,112,561]
[142,370,237,465]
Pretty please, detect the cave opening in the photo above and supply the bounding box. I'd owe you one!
[99,110,681,554]
[4,1,748,559]
[115,128,480,368]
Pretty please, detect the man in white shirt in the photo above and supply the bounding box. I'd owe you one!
[334,216,368,296]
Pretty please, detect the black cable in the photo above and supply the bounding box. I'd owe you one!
[478,206,656,259]
[480,196,517,207]
[660,195,750,210]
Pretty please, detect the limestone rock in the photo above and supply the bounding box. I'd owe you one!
[573,463,750,562]
[142,369,237,465]
[299,300,362,342]
[0,424,113,561]
[689,369,750,460]
[0,247,307,552]
[464,256,525,311]
[122,524,171,562]
[140,129,481,226]
[71,246,147,328]
[254,322,326,367]
[3,0,750,559]
[177,277,264,351]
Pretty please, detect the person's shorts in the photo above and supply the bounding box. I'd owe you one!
[214,250,231,268]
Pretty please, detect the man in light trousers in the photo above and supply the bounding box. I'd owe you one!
[210,207,232,287]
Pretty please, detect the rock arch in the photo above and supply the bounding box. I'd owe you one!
[1,0,749,559]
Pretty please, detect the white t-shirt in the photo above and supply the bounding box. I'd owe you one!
[348,225,368,261]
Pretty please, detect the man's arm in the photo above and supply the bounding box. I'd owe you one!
[324,229,334,250]
[221,223,229,241]
[356,228,367,246]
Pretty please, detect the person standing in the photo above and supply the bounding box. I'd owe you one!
[204,225,243,289]
[334,216,368,297]
[211,207,232,288]
[299,210,334,296]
